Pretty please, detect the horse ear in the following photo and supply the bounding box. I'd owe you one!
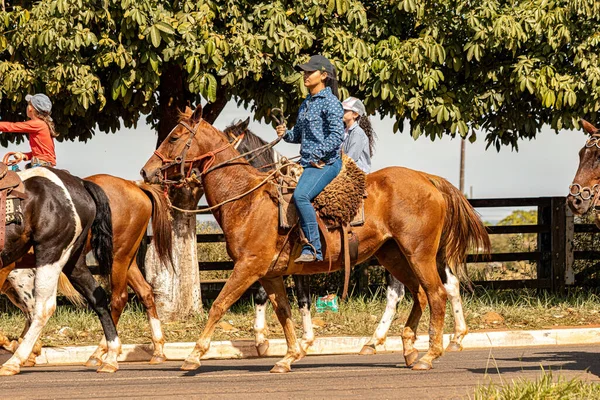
[581,119,598,135]
[191,104,203,123]
[241,117,250,130]
[184,106,193,114]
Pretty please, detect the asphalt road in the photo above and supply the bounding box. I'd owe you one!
[0,344,598,399]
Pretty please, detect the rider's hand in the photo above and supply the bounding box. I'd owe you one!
[13,152,26,162]
[276,124,287,138]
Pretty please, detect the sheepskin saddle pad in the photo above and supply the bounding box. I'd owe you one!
[277,154,366,229]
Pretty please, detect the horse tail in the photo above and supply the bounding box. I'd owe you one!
[427,175,491,282]
[136,181,173,267]
[82,180,113,276]
[57,272,86,308]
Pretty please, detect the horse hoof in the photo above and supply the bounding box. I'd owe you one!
[404,349,419,367]
[181,360,201,371]
[85,356,103,368]
[270,363,291,373]
[149,355,167,365]
[23,358,36,368]
[0,365,20,376]
[97,363,118,373]
[359,344,376,356]
[256,340,269,357]
[411,360,433,371]
[445,341,463,352]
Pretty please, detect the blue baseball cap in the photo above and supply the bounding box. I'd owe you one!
[25,93,52,114]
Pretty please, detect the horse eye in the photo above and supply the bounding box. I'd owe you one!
[169,135,180,143]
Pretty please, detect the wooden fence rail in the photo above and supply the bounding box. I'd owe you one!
[194,196,600,297]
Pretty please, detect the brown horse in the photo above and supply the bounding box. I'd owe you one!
[141,105,490,373]
[568,119,600,217]
[1,175,173,366]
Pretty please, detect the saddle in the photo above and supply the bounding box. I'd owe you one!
[0,163,27,267]
[276,155,366,299]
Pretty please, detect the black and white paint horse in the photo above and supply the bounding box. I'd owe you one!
[224,119,469,356]
[0,167,121,375]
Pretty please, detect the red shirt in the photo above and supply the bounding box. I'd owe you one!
[0,119,56,166]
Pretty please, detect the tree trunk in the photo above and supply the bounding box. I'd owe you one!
[203,90,228,124]
[156,63,188,147]
[144,211,202,322]
[144,186,203,321]
[145,65,227,321]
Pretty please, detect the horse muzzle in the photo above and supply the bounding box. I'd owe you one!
[140,167,162,185]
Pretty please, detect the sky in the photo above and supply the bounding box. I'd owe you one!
[1,100,588,224]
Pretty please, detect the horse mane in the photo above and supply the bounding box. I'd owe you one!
[223,120,277,169]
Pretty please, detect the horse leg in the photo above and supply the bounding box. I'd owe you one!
[403,252,448,371]
[4,269,40,367]
[181,268,259,371]
[260,276,303,373]
[127,262,166,364]
[85,263,129,368]
[0,262,62,376]
[375,241,426,368]
[65,255,121,373]
[359,271,405,355]
[294,275,314,357]
[1,268,39,366]
[443,266,468,352]
[253,285,269,357]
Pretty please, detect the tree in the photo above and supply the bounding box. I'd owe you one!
[2,1,600,149]
[3,0,600,318]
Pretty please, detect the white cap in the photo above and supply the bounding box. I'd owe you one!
[342,97,366,116]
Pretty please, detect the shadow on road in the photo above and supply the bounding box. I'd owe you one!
[467,349,600,378]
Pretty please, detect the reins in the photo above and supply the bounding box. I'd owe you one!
[169,160,294,214]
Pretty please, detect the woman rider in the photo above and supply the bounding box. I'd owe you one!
[276,55,345,263]
[0,93,57,168]
[341,96,376,173]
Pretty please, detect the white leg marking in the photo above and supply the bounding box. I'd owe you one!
[300,304,314,351]
[373,278,404,346]
[254,303,267,346]
[3,262,63,372]
[444,267,467,343]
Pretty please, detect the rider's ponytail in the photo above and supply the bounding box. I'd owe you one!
[34,110,58,138]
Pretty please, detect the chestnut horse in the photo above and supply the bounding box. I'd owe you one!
[224,119,471,356]
[568,119,600,216]
[0,175,173,366]
[142,105,490,372]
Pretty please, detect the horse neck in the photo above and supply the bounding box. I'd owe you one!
[237,132,281,170]
[200,137,267,210]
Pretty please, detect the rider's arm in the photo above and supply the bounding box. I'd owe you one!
[0,120,43,136]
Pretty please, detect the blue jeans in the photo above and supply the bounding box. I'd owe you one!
[292,158,342,260]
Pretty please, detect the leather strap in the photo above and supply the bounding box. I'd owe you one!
[341,224,351,300]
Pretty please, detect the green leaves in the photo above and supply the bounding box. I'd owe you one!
[0,0,598,148]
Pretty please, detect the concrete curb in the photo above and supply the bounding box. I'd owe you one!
[31,326,600,365]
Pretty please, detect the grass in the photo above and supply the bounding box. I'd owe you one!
[472,370,600,399]
[0,289,598,347]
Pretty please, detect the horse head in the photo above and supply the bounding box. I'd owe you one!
[141,104,228,185]
[568,119,600,215]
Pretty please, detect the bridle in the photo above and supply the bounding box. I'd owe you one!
[152,120,232,186]
[152,111,285,188]
[569,134,600,210]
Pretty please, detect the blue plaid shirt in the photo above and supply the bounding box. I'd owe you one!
[283,87,344,167]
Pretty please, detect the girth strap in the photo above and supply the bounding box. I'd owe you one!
[341,224,351,300]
